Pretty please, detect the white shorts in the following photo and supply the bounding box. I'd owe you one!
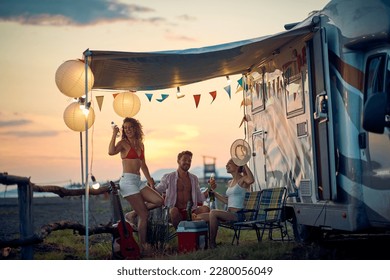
[119,173,146,197]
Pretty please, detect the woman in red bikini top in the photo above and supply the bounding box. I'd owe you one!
[108,117,163,254]
[122,146,145,160]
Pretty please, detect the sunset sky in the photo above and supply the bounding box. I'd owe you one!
[0,0,329,186]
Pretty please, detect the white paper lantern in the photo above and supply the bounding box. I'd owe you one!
[113,92,141,117]
[63,102,95,132]
[55,59,95,98]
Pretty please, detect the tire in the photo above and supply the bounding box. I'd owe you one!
[291,211,322,243]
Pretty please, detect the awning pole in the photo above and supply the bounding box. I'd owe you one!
[83,49,92,260]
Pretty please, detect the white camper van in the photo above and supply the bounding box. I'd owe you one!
[242,0,390,241]
[86,0,390,241]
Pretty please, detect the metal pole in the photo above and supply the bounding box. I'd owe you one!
[80,132,85,226]
[84,50,92,260]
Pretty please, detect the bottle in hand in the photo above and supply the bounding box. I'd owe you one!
[209,173,216,209]
[111,121,121,138]
[186,200,193,221]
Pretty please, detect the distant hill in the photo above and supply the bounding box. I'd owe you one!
[151,165,229,180]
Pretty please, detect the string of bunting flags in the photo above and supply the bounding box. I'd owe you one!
[93,76,246,112]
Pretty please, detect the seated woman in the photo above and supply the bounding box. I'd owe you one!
[196,159,254,248]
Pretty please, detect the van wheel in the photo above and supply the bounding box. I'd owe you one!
[291,212,322,243]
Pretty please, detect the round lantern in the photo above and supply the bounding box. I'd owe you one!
[55,59,95,98]
[63,102,95,132]
[113,91,141,117]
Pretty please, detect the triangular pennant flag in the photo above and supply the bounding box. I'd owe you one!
[237,77,243,88]
[239,116,246,128]
[95,95,104,111]
[224,85,231,99]
[244,81,249,92]
[145,93,153,102]
[240,98,252,107]
[209,91,217,103]
[193,94,201,108]
[235,85,243,93]
[113,93,119,99]
[156,94,169,102]
[239,114,252,127]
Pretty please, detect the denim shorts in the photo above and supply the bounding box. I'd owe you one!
[229,210,246,222]
[119,173,146,197]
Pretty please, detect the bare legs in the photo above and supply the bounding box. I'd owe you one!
[169,205,210,228]
[124,186,163,253]
[197,209,237,248]
[140,186,164,211]
[169,207,182,229]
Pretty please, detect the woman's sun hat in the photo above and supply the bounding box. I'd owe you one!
[230,139,251,166]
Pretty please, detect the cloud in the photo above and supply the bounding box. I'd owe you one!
[0,130,59,137]
[0,0,156,26]
[0,119,31,127]
[177,14,197,21]
[0,112,60,137]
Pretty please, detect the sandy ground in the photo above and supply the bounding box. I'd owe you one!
[0,196,115,239]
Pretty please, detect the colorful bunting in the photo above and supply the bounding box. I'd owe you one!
[237,77,243,88]
[224,85,231,99]
[240,98,252,107]
[209,91,217,103]
[193,94,201,108]
[239,115,251,128]
[156,94,169,102]
[145,93,153,102]
[93,76,244,111]
[95,95,104,111]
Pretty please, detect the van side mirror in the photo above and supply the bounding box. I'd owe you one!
[362,93,388,133]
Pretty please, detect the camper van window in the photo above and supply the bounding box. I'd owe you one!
[365,54,386,102]
[251,79,265,113]
[284,69,306,118]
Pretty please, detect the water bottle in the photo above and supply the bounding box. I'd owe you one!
[111,121,121,138]
[186,200,193,221]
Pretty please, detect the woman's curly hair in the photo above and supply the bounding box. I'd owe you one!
[122,118,144,146]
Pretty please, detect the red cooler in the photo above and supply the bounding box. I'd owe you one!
[177,221,208,253]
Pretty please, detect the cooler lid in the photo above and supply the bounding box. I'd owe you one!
[177,220,208,232]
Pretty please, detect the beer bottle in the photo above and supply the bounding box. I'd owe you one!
[186,200,193,221]
[209,173,216,209]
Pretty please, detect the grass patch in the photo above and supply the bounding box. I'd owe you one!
[28,226,298,260]
[33,230,113,260]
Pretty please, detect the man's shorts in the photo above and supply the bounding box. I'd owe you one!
[178,203,204,220]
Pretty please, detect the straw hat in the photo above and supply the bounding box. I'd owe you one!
[230,139,251,166]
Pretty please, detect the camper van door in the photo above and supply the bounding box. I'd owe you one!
[362,51,390,225]
[310,28,337,201]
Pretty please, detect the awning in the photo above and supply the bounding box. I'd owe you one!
[87,21,315,91]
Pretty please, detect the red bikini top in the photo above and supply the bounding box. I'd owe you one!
[122,146,144,160]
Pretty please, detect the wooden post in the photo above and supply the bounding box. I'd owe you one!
[17,180,34,260]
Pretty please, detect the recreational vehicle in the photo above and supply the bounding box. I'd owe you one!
[243,0,390,240]
[85,0,390,241]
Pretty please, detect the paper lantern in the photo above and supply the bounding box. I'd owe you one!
[113,92,141,117]
[63,102,95,132]
[55,59,94,98]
